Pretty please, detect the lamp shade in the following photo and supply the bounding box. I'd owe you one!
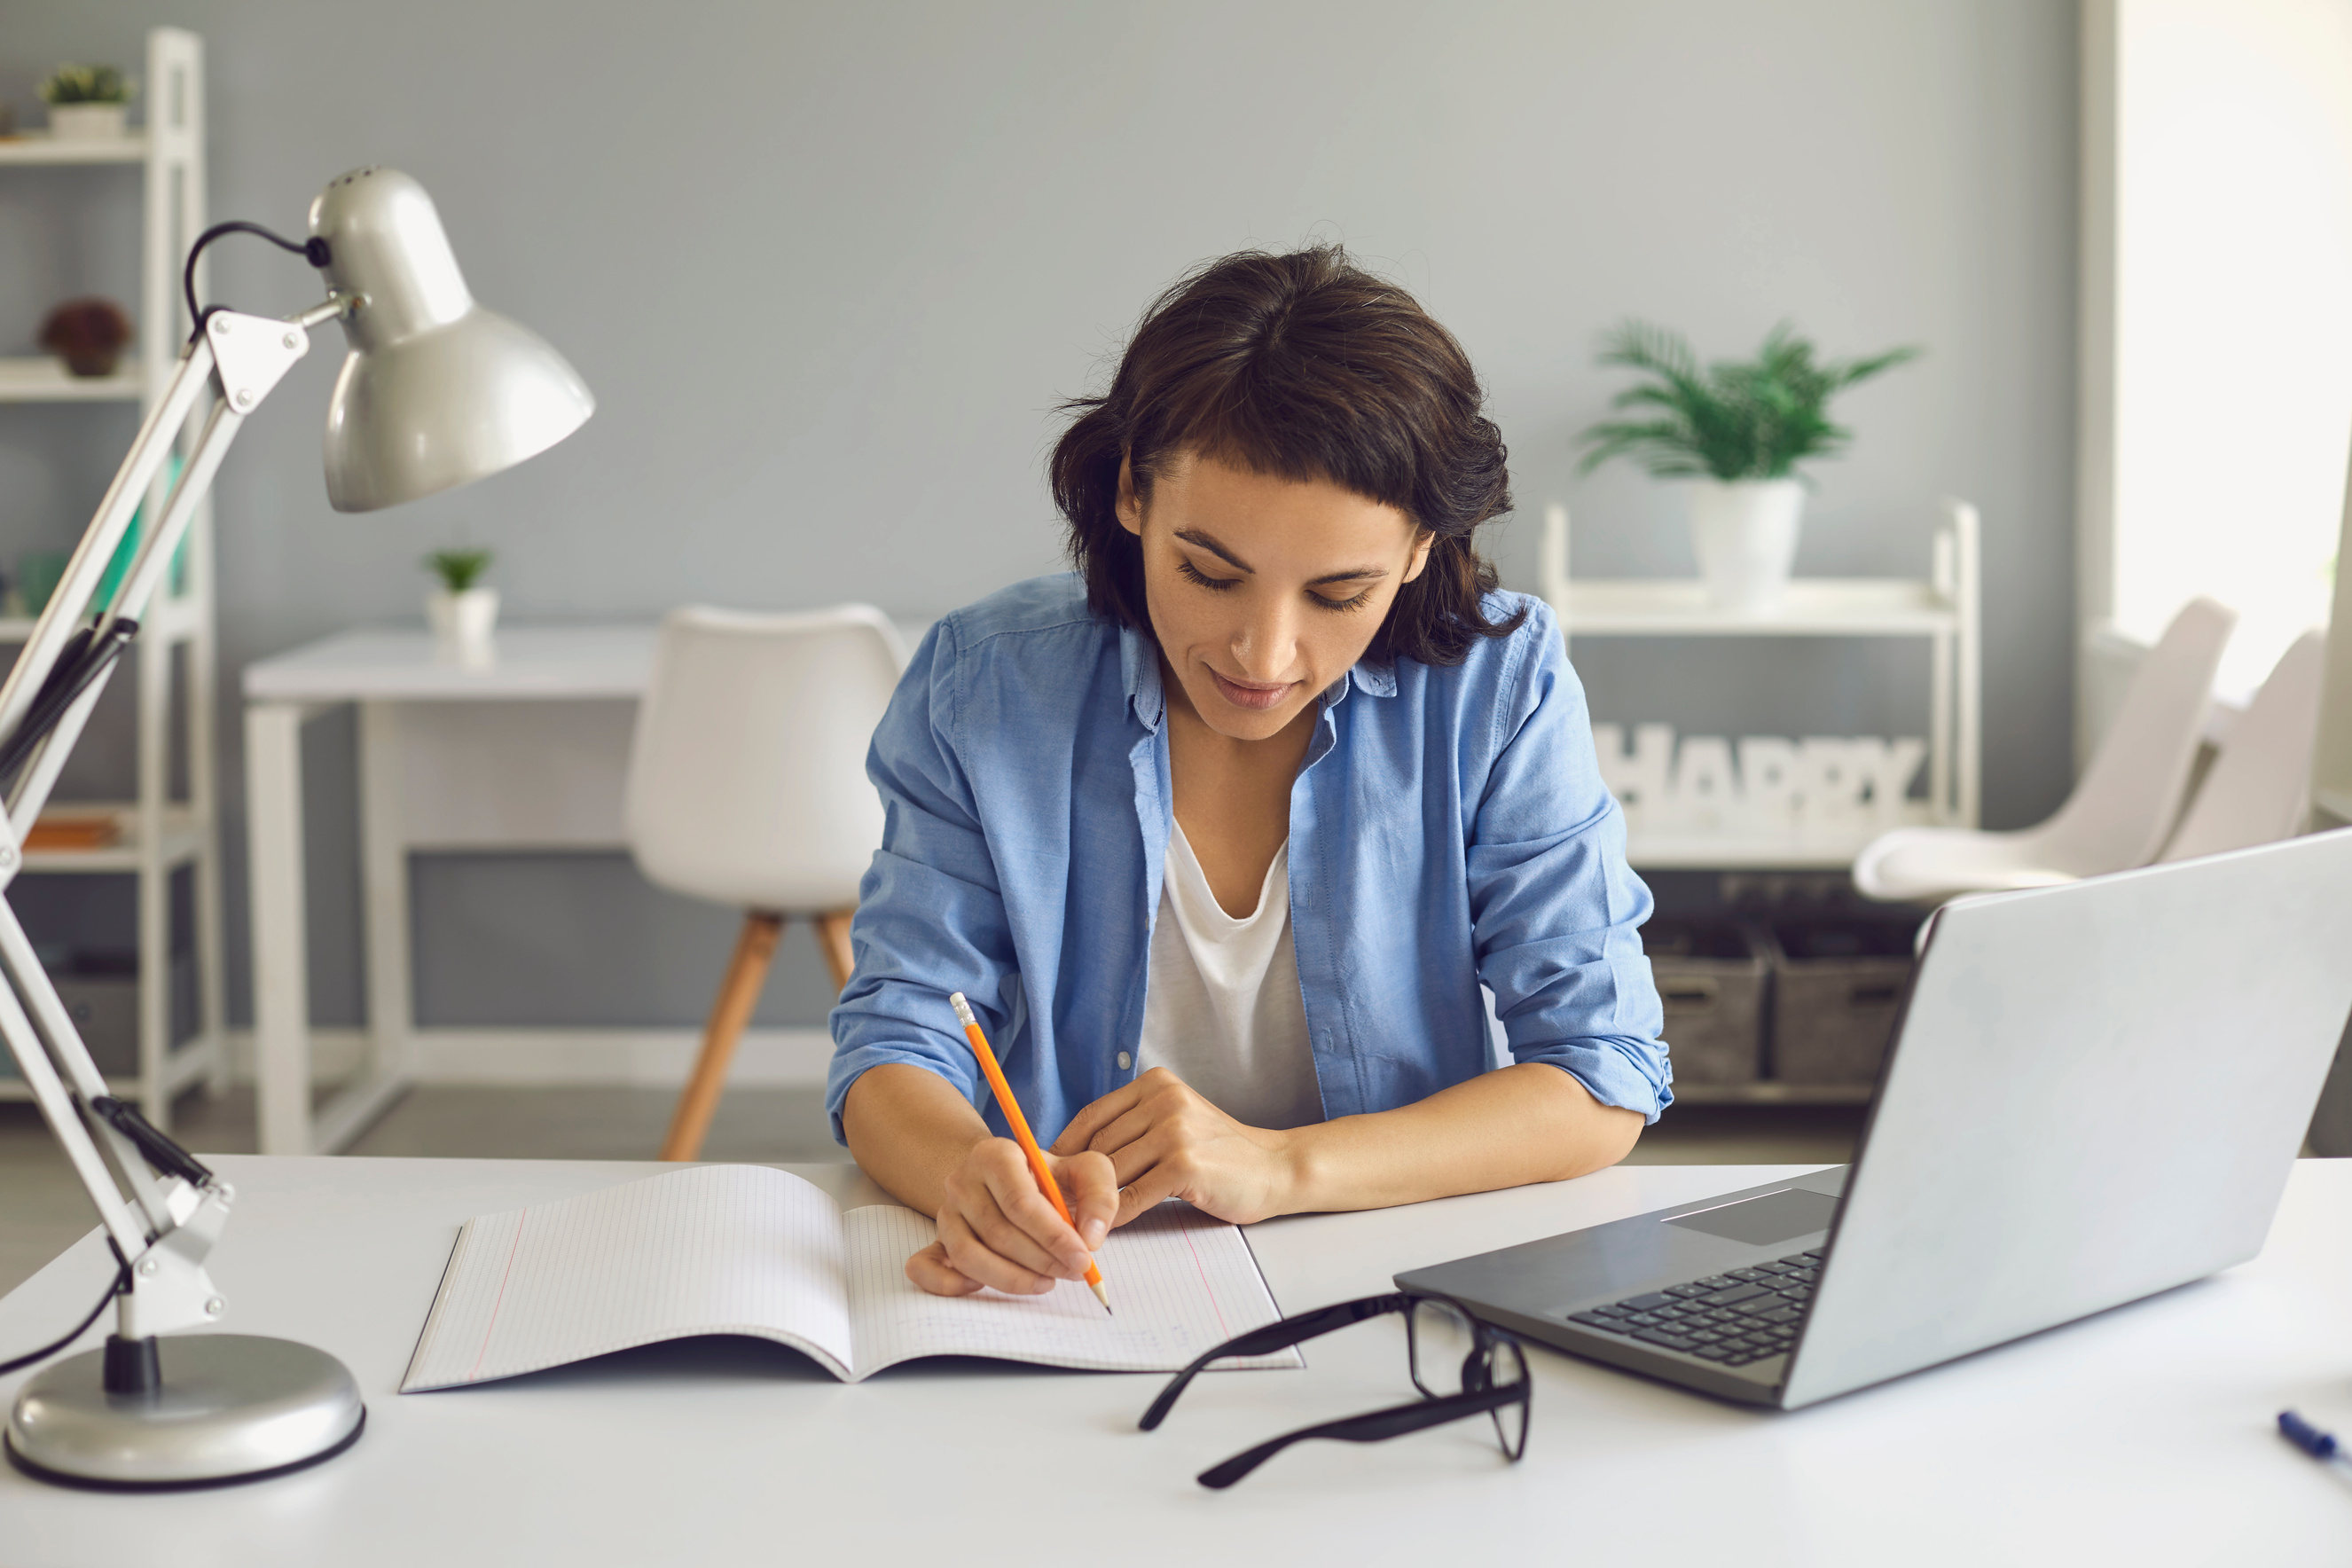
[310,168,592,512]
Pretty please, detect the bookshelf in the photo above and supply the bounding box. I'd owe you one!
[0,28,226,1133]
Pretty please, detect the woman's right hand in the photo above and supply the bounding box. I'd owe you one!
[904,1137,1119,1298]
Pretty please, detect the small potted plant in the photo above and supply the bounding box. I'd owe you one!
[1578,322,1919,612]
[425,548,498,667]
[39,65,134,142]
[38,297,132,378]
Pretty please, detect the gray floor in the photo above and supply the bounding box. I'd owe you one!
[0,1086,1863,1298]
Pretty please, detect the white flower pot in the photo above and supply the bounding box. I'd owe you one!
[427,586,498,668]
[47,104,128,142]
[1689,478,1805,613]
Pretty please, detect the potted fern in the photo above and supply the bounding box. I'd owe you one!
[1578,322,1919,611]
[426,548,497,666]
[39,64,134,142]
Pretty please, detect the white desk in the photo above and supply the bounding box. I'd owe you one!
[5,1158,2348,1564]
[244,626,662,1156]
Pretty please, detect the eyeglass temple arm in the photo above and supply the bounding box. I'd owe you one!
[1138,1293,1408,1431]
[1193,1383,1525,1490]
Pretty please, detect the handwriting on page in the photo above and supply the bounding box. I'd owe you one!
[844,1202,1302,1375]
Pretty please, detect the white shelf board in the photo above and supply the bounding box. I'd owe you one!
[0,357,142,403]
[1673,1081,1875,1106]
[1560,578,1958,637]
[1624,806,1933,870]
[18,804,206,874]
[0,132,146,166]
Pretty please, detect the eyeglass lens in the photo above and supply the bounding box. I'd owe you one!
[1407,1297,1476,1398]
[1409,1298,1530,1457]
[1488,1338,1531,1459]
[1407,1298,1493,1399]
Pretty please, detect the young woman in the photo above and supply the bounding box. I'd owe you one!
[828,247,1669,1299]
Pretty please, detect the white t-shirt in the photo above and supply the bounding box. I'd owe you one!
[1134,820,1325,1130]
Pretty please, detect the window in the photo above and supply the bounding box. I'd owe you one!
[2082,0,2352,709]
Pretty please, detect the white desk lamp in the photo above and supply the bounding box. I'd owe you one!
[0,167,592,1488]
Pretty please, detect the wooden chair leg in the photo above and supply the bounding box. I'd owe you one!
[660,911,784,1162]
[815,908,856,993]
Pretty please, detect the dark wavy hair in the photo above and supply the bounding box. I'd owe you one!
[1050,246,1525,667]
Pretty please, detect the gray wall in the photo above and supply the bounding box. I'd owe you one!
[0,0,2077,1031]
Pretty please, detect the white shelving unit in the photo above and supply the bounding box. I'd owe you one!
[1544,499,1982,1109]
[0,28,227,1133]
[1541,498,1982,871]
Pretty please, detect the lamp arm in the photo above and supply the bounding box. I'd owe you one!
[0,338,216,760]
[0,902,229,1347]
[102,395,244,641]
[0,300,335,1352]
[0,340,223,1261]
[0,901,178,1230]
[97,302,339,646]
[0,922,159,1267]
[6,396,244,839]
[1,303,332,835]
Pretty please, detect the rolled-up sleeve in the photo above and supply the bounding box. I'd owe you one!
[1465,615,1671,1122]
[824,617,1012,1142]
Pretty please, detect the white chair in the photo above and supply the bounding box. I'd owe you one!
[1853,596,2236,901]
[624,605,908,1162]
[2156,630,2327,862]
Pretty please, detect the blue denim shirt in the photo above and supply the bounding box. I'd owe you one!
[826,573,1669,1146]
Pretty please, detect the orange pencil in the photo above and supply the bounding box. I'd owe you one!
[949,992,1112,1314]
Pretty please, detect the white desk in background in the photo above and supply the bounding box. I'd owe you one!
[4,1158,2349,1564]
[243,625,662,1156]
[244,620,937,1156]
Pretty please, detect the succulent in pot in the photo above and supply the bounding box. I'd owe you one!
[39,64,134,142]
[425,548,498,667]
[1578,322,1920,612]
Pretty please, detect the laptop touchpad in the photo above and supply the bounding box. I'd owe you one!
[1665,1188,1838,1246]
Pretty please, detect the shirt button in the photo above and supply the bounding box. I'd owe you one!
[1117,1052,1133,1070]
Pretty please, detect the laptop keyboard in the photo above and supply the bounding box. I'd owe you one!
[1565,1250,1823,1368]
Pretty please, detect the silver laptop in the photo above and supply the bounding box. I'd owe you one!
[1398,827,2352,1409]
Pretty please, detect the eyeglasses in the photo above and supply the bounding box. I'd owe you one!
[1139,1290,1531,1488]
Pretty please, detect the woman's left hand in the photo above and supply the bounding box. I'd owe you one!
[1049,1067,1303,1227]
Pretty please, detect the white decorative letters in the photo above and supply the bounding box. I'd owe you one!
[1591,722,1676,817]
[1591,724,1925,832]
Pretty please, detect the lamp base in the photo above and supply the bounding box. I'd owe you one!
[5,1334,364,1489]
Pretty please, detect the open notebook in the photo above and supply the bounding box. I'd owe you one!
[403,1164,1302,1390]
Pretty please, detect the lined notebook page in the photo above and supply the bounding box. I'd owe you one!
[403,1165,854,1391]
[844,1202,1303,1378]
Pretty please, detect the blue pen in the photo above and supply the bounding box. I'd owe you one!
[2278,1410,2350,1466]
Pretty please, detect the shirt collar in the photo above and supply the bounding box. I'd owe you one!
[1119,624,1165,730]
[1119,623,1398,729]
